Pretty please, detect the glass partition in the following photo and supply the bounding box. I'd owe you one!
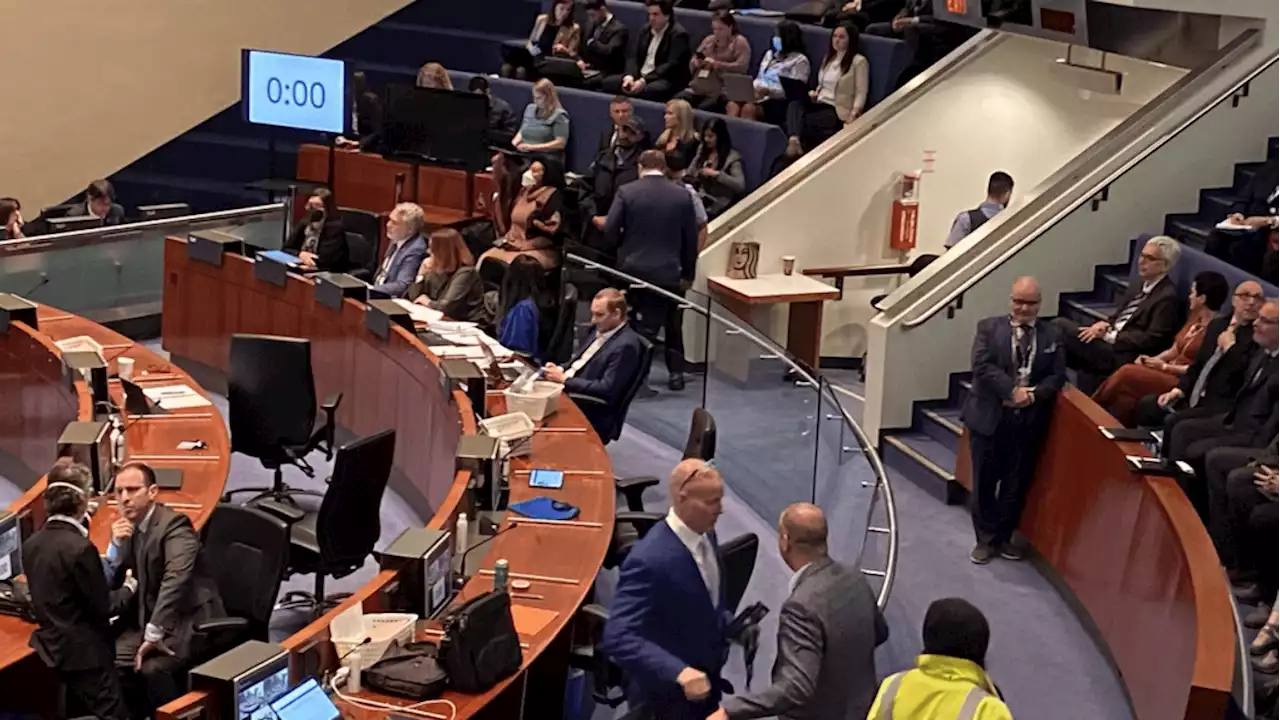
[0,204,286,317]
[564,252,898,607]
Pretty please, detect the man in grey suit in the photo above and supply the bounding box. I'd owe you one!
[369,202,429,297]
[709,503,888,720]
[605,149,700,390]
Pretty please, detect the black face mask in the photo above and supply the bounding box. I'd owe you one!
[309,209,325,224]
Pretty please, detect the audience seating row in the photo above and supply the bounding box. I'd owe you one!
[1129,233,1279,297]
[607,1,912,107]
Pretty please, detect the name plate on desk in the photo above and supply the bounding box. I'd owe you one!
[0,293,38,332]
[366,299,414,340]
[441,358,488,418]
[187,230,246,267]
[315,273,368,311]
[252,251,290,288]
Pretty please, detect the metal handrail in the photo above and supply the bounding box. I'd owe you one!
[704,28,1005,247]
[566,252,899,609]
[0,203,285,250]
[893,31,1269,328]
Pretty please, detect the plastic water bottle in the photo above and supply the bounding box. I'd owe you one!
[455,514,469,574]
[109,416,125,470]
[493,559,510,592]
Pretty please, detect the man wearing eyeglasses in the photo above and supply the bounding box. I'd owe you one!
[1051,235,1182,394]
[962,277,1066,565]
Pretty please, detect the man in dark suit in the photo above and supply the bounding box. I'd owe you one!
[1167,299,1279,515]
[64,178,126,225]
[22,461,134,720]
[369,202,429,297]
[543,288,648,443]
[579,0,630,82]
[1204,433,1277,610]
[712,503,888,720]
[963,276,1066,564]
[602,459,730,720]
[598,96,651,155]
[1204,157,1278,276]
[106,461,224,716]
[604,0,692,101]
[1051,235,1182,394]
[1135,279,1263,430]
[605,149,699,390]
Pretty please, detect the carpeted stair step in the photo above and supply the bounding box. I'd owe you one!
[1062,298,1114,326]
[881,431,964,505]
[1199,187,1240,220]
[1164,213,1213,248]
[917,405,963,454]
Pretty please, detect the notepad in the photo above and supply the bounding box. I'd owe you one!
[1216,220,1256,232]
[511,605,559,637]
[143,384,213,409]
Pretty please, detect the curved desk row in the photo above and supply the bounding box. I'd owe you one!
[0,304,231,714]
[957,387,1235,720]
[157,236,615,720]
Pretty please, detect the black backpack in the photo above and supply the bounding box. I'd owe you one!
[437,589,523,693]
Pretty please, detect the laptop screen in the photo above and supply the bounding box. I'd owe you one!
[269,678,340,720]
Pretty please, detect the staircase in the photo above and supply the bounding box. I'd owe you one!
[1163,136,1278,249]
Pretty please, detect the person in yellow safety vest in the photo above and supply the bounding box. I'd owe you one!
[866,598,1013,720]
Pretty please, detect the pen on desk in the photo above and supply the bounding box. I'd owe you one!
[510,592,544,601]
[509,517,603,529]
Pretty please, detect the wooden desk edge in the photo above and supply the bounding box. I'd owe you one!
[706,277,841,305]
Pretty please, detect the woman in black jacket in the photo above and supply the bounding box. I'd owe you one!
[284,188,350,272]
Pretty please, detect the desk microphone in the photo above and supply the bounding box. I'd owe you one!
[16,272,49,299]
[454,521,517,590]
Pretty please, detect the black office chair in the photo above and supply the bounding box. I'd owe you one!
[223,334,342,504]
[257,429,395,616]
[339,207,381,280]
[569,336,653,444]
[604,510,664,570]
[568,603,627,709]
[720,532,759,615]
[616,407,717,512]
[478,255,510,289]
[344,231,375,280]
[193,504,291,655]
[543,282,579,365]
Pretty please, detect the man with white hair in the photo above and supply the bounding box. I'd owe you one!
[369,202,428,297]
[1051,235,1182,393]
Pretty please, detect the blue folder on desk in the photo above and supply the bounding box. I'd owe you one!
[509,496,579,521]
[259,250,301,266]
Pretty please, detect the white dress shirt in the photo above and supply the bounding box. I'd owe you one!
[787,561,813,594]
[565,323,624,379]
[816,58,842,106]
[376,238,405,285]
[666,508,719,604]
[641,25,667,77]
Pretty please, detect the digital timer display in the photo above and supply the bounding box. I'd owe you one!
[242,50,347,134]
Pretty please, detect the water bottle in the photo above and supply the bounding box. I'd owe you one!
[493,559,510,592]
[455,514,469,574]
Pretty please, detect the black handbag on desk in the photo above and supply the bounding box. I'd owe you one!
[437,589,523,692]
[364,641,449,700]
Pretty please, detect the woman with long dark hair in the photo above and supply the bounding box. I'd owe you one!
[502,0,581,79]
[688,117,745,218]
[726,19,810,125]
[496,255,546,357]
[790,23,868,151]
[483,157,566,269]
[283,187,350,271]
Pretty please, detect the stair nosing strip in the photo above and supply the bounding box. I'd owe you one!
[883,435,956,482]
[921,408,963,437]
[1062,299,1109,321]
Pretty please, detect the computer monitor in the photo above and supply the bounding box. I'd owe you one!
[137,203,191,220]
[0,511,22,584]
[46,215,103,234]
[268,678,340,720]
[233,652,291,720]
[381,84,489,172]
[423,530,454,619]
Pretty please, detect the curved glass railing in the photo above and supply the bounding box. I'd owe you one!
[565,252,897,608]
[0,204,286,320]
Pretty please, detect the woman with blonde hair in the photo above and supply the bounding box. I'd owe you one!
[513,79,570,160]
[412,228,490,324]
[415,62,453,90]
[655,99,698,167]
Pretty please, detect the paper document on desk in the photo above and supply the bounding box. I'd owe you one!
[1216,220,1256,231]
[143,384,213,409]
[55,335,105,358]
[391,299,444,324]
[428,345,488,360]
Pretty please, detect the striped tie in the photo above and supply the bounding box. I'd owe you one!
[1112,290,1147,330]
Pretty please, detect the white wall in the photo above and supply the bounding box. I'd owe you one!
[0,0,412,211]
[860,57,1277,438]
[696,32,1186,358]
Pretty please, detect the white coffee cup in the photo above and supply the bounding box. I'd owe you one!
[782,255,797,276]
[117,357,135,381]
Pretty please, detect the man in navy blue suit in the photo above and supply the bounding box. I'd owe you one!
[962,276,1066,565]
[369,202,428,297]
[543,288,647,443]
[602,458,730,720]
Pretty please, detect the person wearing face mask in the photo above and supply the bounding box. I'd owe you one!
[282,187,350,272]
[726,20,810,125]
[943,172,1014,250]
[502,0,581,79]
[482,159,566,270]
[22,460,135,720]
[513,79,571,161]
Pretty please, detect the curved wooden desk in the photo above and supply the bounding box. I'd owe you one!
[0,304,230,713]
[158,236,614,720]
[957,387,1235,720]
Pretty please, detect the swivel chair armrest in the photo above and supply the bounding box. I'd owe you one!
[615,510,664,537]
[255,498,306,524]
[313,392,344,460]
[567,392,607,407]
[614,475,660,512]
[194,617,250,634]
[581,603,609,622]
[322,393,343,413]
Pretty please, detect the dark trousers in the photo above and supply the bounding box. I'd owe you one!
[969,413,1045,547]
[786,101,842,152]
[1249,501,1278,602]
[115,627,186,717]
[1205,228,1269,276]
[1137,397,1219,438]
[1206,446,1264,569]
[601,75,678,102]
[1166,414,1253,518]
[1050,317,1122,394]
[630,285,684,375]
[61,663,130,720]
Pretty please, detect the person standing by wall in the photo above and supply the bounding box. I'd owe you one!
[943,172,1013,249]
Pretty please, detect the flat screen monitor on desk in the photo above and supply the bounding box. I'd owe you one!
[46,215,103,233]
[0,511,21,583]
[382,84,489,172]
[423,530,455,619]
[234,653,291,720]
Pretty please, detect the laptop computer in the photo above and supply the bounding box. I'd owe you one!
[120,378,166,415]
[540,55,587,81]
[722,73,756,105]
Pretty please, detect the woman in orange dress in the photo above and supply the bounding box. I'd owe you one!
[1093,271,1228,426]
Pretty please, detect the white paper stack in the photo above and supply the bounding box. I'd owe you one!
[55,335,105,358]
[143,384,213,410]
[391,298,444,324]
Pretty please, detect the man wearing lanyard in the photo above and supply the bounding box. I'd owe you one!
[22,460,135,720]
[961,277,1066,565]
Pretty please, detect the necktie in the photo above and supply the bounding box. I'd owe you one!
[697,536,719,605]
[377,242,399,284]
[1014,324,1032,369]
[133,530,147,628]
[1112,289,1148,330]
[1189,345,1226,407]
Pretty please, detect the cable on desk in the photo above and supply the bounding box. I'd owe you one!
[330,674,458,720]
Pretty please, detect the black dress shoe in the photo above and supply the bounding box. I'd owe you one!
[970,543,995,565]
[1254,649,1278,675]
[667,373,686,391]
[1000,538,1026,561]
[1235,583,1265,604]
